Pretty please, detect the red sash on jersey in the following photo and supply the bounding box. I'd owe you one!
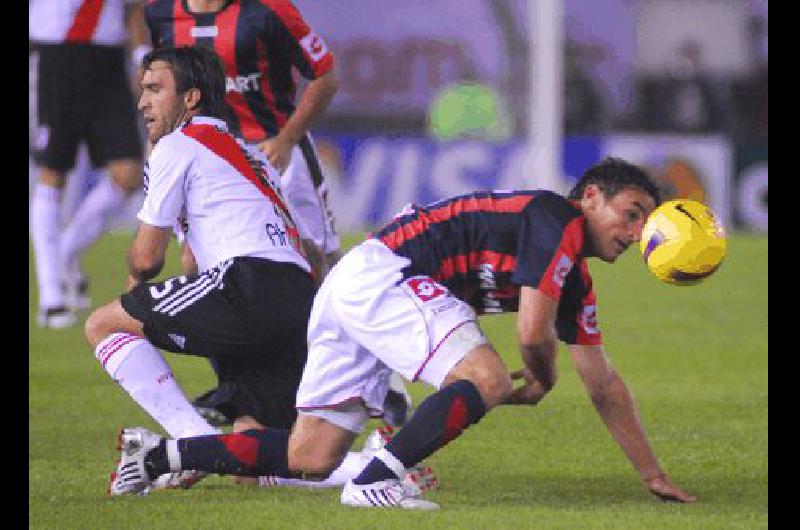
[65,0,106,43]
[180,122,302,250]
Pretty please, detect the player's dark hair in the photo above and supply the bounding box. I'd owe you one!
[568,157,661,205]
[142,46,234,125]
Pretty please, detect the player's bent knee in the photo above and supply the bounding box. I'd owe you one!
[106,159,143,195]
[287,448,342,479]
[84,301,143,348]
[84,307,109,347]
[287,415,355,478]
[447,344,512,409]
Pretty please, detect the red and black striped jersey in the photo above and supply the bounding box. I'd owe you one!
[373,190,602,346]
[145,0,334,141]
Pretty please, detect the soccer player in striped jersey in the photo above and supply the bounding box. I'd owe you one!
[143,0,341,271]
[111,157,698,508]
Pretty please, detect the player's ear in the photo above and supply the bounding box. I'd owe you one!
[184,88,202,111]
[583,184,599,201]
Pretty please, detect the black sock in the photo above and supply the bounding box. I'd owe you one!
[145,428,292,477]
[353,379,487,484]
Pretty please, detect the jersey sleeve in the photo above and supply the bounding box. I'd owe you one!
[263,0,334,79]
[511,199,586,302]
[555,259,603,345]
[137,135,191,228]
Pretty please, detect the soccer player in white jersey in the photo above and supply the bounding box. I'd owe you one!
[89,45,430,493]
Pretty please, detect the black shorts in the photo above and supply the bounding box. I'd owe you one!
[32,43,142,172]
[121,257,315,428]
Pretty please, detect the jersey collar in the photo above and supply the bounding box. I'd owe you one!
[185,116,229,132]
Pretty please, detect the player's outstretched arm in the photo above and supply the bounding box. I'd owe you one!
[505,286,559,405]
[568,344,697,503]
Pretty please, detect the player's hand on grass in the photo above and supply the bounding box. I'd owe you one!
[258,135,294,175]
[504,368,546,405]
[645,473,697,503]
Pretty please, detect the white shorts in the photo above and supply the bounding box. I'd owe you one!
[280,135,340,254]
[296,239,489,432]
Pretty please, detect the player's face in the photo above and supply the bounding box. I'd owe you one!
[583,184,656,262]
[138,61,188,143]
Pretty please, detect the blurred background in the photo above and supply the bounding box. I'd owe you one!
[29,0,768,235]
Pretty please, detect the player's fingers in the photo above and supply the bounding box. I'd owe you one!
[651,486,697,503]
[510,369,526,380]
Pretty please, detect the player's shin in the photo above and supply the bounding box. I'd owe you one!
[145,428,293,478]
[353,379,486,484]
[94,333,218,438]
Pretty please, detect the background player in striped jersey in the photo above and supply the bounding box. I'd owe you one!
[143,0,341,273]
[111,158,698,508]
[29,0,148,328]
[142,0,413,434]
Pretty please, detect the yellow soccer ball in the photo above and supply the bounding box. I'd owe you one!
[640,199,727,285]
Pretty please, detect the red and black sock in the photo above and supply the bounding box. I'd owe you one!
[145,428,291,478]
[353,379,486,485]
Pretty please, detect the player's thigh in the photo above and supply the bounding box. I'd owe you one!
[85,299,145,346]
[443,343,513,409]
[119,263,250,355]
[329,243,489,388]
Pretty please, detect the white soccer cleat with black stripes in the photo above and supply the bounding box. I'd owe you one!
[108,427,161,496]
[341,479,439,510]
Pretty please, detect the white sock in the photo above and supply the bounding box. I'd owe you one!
[30,182,63,309]
[166,439,182,472]
[259,451,369,488]
[95,333,219,438]
[60,176,126,280]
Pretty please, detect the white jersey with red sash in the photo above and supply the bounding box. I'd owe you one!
[139,116,309,274]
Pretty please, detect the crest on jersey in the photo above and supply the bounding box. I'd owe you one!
[552,253,573,288]
[581,305,599,335]
[405,277,447,302]
[300,32,329,62]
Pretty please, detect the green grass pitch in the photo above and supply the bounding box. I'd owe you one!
[29,232,767,529]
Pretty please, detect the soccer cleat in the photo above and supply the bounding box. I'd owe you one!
[362,425,396,454]
[108,427,162,496]
[341,479,439,510]
[151,470,207,490]
[361,426,440,492]
[36,306,77,329]
[382,373,413,427]
[404,464,440,492]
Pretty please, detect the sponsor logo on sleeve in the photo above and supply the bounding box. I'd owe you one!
[300,32,328,62]
[581,304,599,335]
[552,253,573,288]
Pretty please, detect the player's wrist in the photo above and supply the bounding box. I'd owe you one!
[642,470,667,483]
